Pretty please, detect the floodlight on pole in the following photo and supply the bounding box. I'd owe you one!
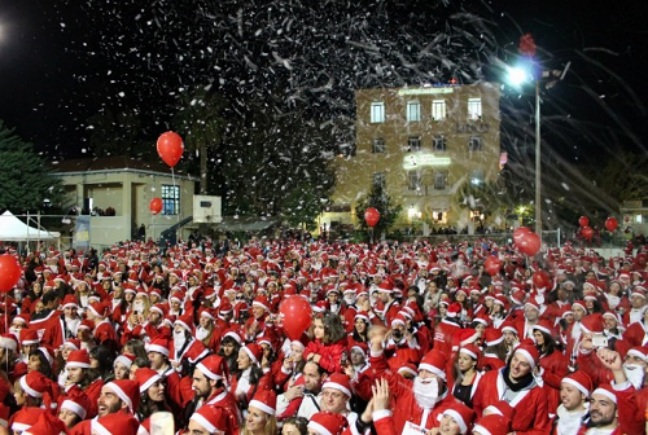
[507,66,531,87]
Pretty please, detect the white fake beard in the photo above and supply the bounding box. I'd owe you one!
[344,296,356,306]
[133,301,145,313]
[413,376,440,409]
[196,327,210,341]
[9,327,22,340]
[623,364,645,390]
[174,330,187,350]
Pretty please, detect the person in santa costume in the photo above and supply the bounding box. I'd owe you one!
[369,327,459,435]
[241,390,278,435]
[552,371,592,435]
[472,341,551,434]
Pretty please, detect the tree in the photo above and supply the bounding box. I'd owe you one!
[283,184,331,231]
[355,182,402,238]
[0,120,63,212]
[173,87,227,194]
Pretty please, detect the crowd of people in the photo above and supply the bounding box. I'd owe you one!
[0,236,647,435]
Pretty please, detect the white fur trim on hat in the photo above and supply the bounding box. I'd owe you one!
[322,380,352,397]
[418,363,447,380]
[91,420,112,435]
[19,375,43,398]
[308,421,333,435]
[146,343,170,358]
[627,349,648,362]
[459,347,478,360]
[139,374,162,394]
[472,424,492,435]
[514,348,536,370]
[242,346,259,365]
[66,360,91,369]
[61,399,87,419]
[196,362,222,381]
[561,378,590,398]
[592,387,617,404]
[104,382,134,412]
[114,355,134,369]
[249,399,276,416]
[191,413,224,435]
[441,409,468,435]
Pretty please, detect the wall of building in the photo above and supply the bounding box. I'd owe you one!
[329,83,501,232]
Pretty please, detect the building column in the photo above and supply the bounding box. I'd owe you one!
[122,180,132,237]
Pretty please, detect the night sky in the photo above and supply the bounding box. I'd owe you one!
[1,0,647,162]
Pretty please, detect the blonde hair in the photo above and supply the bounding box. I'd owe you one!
[241,413,278,435]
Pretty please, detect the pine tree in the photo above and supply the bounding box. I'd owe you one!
[0,120,63,212]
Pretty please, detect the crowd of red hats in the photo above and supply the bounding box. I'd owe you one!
[0,237,648,435]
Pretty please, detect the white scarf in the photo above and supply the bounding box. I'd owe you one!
[237,368,252,396]
[556,404,587,435]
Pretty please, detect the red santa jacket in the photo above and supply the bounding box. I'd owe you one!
[472,368,551,435]
[303,336,348,374]
[29,309,65,349]
[539,349,569,415]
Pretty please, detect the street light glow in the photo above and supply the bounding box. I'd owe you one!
[507,66,531,87]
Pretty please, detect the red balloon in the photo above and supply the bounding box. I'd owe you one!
[0,255,22,293]
[364,207,380,228]
[516,231,541,256]
[581,226,594,240]
[513,227,531,245]
[578,216,589,227]
[605,217,618,232]
[157,131,184,168]
[149,198,163,215]
[533,270,550,289]
[484,256,502,276]
[279,296,313,340]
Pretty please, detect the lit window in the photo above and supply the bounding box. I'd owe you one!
[372,138,386,154]
[407,171,421,191]
[636,214,643,224]
[371,102,385,123]
[434,171,448,190]
[469,136,483,151]
[433,135,447,152]
[408,136,421,152]
[470,169,485,186]
[468,98,482,120]
[432,100,446,120]
[161,185,180,215]
[406,101,421,122]
[373,172,386,189]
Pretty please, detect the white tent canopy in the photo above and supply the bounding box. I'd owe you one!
[0,211,60,241]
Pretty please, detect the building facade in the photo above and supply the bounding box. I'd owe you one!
[51,157,198,248]
[325,83,501,235]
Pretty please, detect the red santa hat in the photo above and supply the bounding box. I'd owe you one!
[190,406,228,434]
[248,390,277,416]
[196,355,226,381]
[473,414,509,435]
[183,340,211,364]
[626,346,648,363]
[390,313,408,328]
[561,371,593,398]
[150,303,167,317]
[459,344,482,367]
[437,402,474,435]
[532,319,554,337]
[252,296,272,312]
[484,328,504,347]
[397,363,418,378]
[103,380,140,413]
[223,330,243,345]
[571,300,587,313]
[376,281,394,294]
[174,314,194,332]
[308,412,348,435]
[418,351,447,380]
[513,341,540,370]
[23,410,68,435]
[322,373,352,398]
[10,407,45,433]
[114,354,136,370]
[146,337,170,358]
[91,413,139,435]
[242,343,263,366]
[63,338,81,351]
[62,294,79,309]
[134,368,162,394]
[88,302,108,318]
[580,314,604,334]
[66,349,91,369]
[20,329,40,346]
[591,384,618,405]
[446,302,462,318]
[60,394,90,420]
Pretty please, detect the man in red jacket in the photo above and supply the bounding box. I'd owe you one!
[472,341,551,435]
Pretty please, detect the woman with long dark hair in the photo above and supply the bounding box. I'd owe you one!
[532,320,568,415]
[135,368,171,426]
[59,349,104,418]
[303,311,348,374]
[451,344,482,407]
[218,332,243,380]
[231,343,272,412]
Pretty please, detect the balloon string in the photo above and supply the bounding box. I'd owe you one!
[171,167,179,222]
